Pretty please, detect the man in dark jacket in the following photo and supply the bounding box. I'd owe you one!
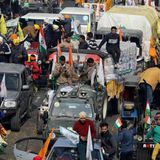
[113,120,136,160]
[0,37,11,63]
[79,35,88,49]
[61,15,72,36]
[44,19,54,49]
[99,26,120,65]
[11,38,28,65]
[100,122,116,160]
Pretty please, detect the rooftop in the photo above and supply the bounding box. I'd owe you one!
[60,7,94,15]
[0,63,25,74]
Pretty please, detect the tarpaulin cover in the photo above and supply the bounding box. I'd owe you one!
[97,6,159,61]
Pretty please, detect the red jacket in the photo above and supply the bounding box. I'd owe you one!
[73,119,96,139]
[29,61,41,80]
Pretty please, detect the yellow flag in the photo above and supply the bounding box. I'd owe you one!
[0,15,7,35]
[87,20,91,33]
[18,22,24,42]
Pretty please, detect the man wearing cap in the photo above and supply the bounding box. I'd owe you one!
[99,26,120,66]
[0,37,11,63]
[73,111,96,160]
[23,24,40,41]
[10,38,27,65]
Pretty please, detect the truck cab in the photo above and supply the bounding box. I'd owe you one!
[60,7,95,35]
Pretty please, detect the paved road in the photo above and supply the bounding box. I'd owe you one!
[0,88,118,160]
[0,90,46,160]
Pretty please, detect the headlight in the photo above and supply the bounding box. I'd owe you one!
[4,101,17,108]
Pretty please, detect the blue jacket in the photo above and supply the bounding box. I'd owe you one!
[115,128,136,152]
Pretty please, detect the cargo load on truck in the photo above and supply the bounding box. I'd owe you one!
[97,6,159,62]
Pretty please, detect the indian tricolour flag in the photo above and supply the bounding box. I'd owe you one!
[39,26,47,54]
[145,101,151,129]
[114,118,122,129]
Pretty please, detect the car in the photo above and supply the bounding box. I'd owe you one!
[42,84,103,137]
[13,136,104,160]
[0,63,33,131]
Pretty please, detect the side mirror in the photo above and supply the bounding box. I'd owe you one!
[22,85,29,90]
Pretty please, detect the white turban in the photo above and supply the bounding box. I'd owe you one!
[79,111,87,119]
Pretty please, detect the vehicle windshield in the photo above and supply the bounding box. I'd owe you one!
[51,147,101,160]
[70,14,89,25]
[0,73,19,91]
[52,100,93,118]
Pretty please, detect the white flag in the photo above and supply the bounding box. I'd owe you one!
[0,74,7,98]
[97,58,105,86]
[50,54,57,79]
[60,126,79,145]
[86,126,93,160]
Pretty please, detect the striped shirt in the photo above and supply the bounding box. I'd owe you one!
[88,39,98,50]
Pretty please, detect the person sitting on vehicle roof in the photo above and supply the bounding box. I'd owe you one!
[87,32,98,50]
[146,114,160,144]
[139,66,160,106]
[0,37,11,63]
[78,35,88,49]
[73,111,96,160]
[23,24,40,41]
[98,26,120,66]
[60,32,74,48]
[52,55,78,85]
[80,58,97,86]
[10,38,28,65]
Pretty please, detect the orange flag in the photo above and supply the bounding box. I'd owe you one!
[57,40,62,57]
[38,128,54,159]
[119,27,123,41]
[68,46,73,66]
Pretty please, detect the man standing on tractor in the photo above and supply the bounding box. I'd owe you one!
[139,66,160,106]
[98,26,120,67]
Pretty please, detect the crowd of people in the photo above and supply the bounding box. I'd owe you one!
[1,1,160,159]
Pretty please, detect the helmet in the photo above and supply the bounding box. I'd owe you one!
[13,38,20,46]
[34,24,40,30]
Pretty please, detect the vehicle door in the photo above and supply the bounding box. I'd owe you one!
[19,70,30,114]
[14,137,45,160]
